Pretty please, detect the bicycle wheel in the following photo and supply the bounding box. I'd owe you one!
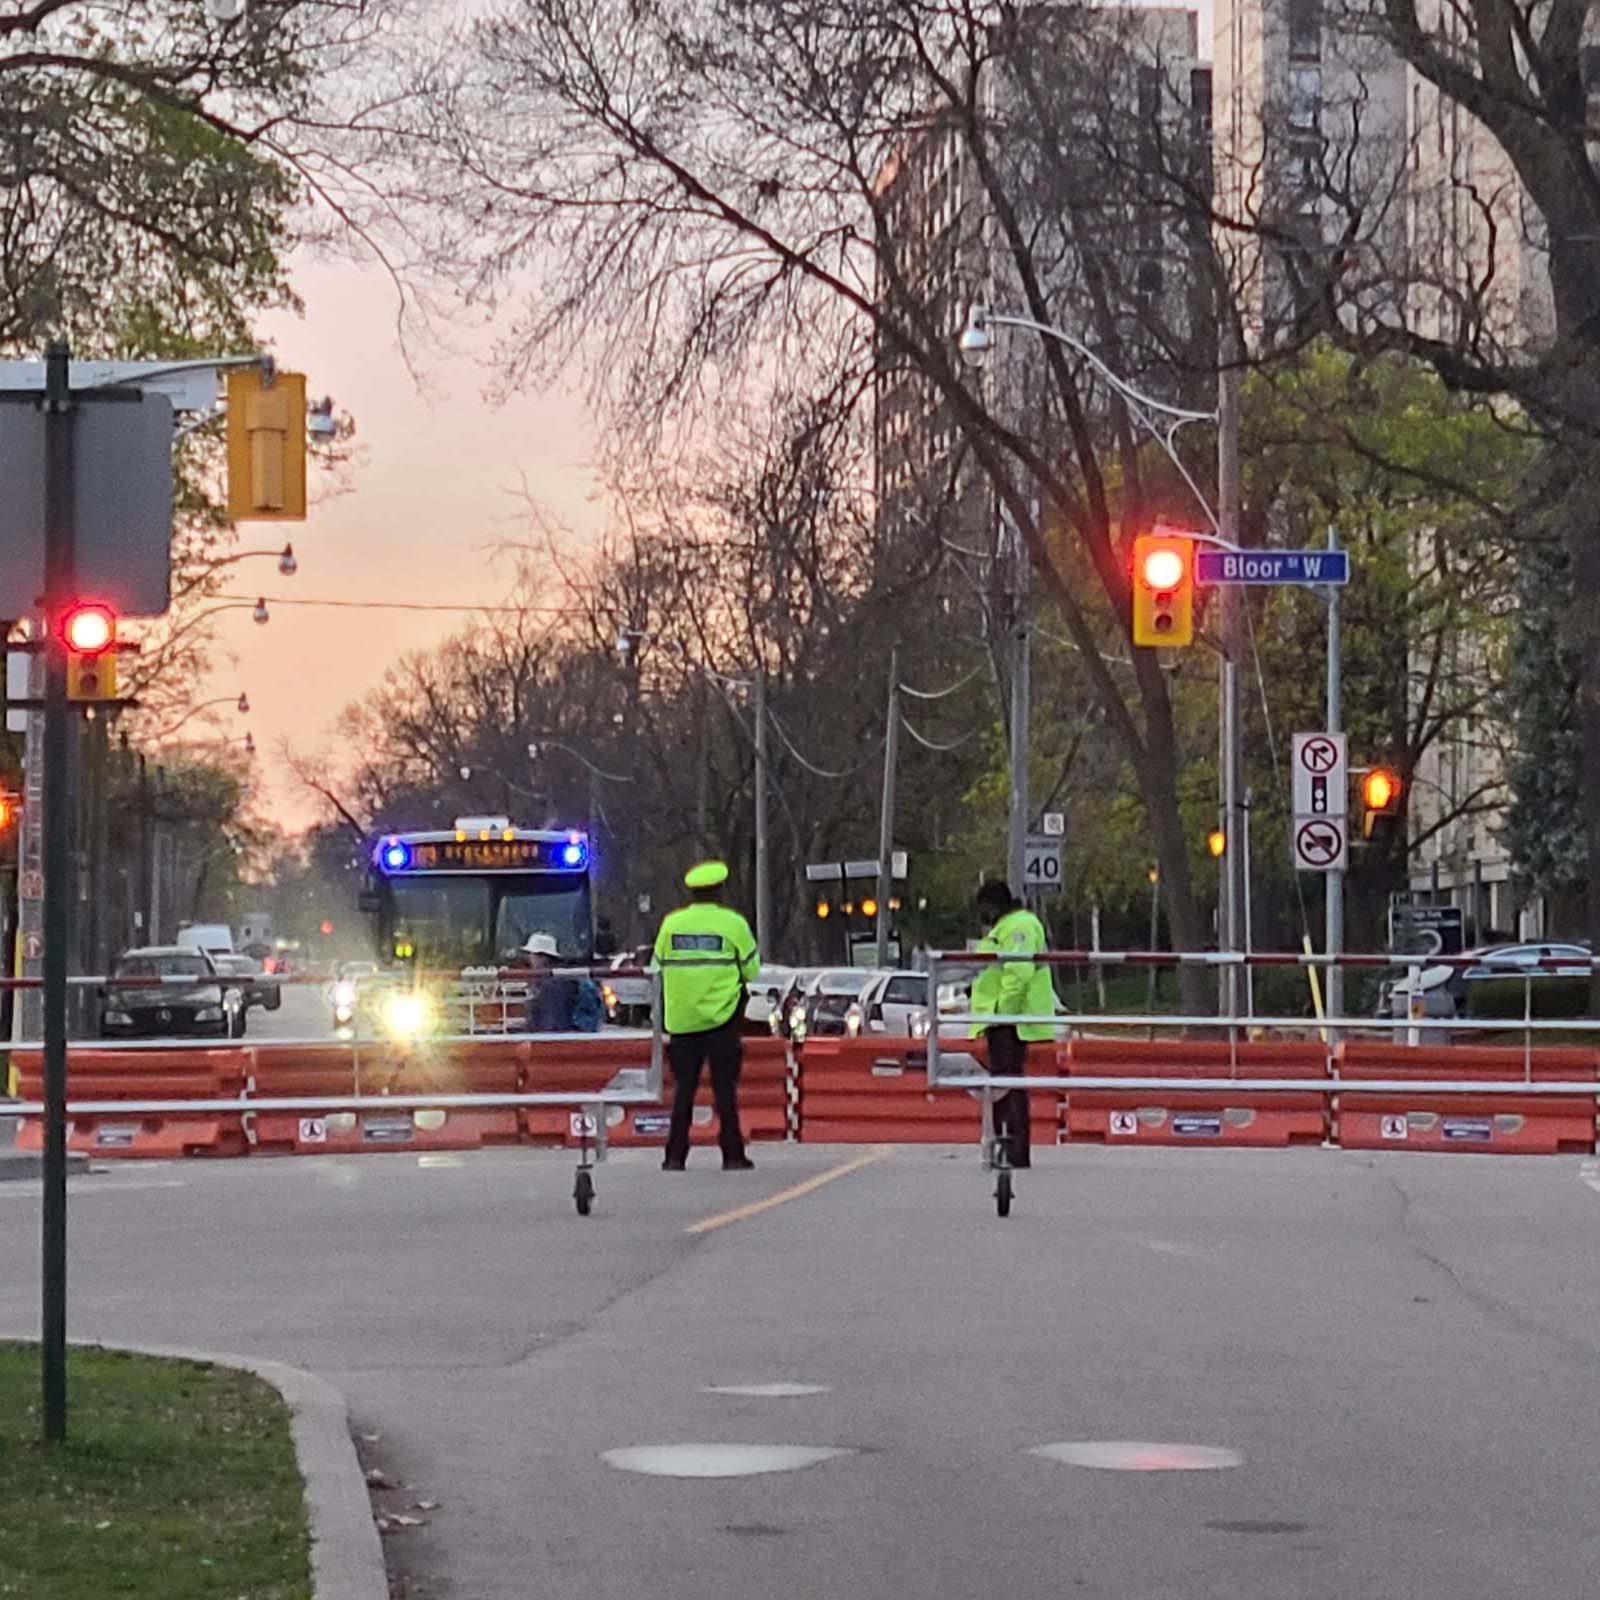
[995,1169,1013,1218]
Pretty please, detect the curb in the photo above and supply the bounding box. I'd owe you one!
[84,1341,387,1600]
[0,1151,89,1182]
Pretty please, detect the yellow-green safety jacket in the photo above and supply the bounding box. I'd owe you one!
[653,901,760,1034]
[970,906,1055,1041]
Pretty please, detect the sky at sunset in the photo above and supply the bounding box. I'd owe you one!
[199,257,604,831]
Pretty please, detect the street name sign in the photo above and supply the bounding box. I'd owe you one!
[1197,549,1349,586]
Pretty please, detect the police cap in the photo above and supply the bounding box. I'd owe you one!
[684,860,729,890]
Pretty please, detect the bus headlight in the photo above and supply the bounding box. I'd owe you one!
[380,990,434,1040]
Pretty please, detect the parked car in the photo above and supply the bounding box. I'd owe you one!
[100,947,245,1039]
[845,970,932,1037]
[1379,941,1593,1020]
[212,951,283,1012]
[746,965,798,1030]
[800,969,878,1041]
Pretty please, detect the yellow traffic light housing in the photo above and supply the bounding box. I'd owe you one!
[62,601,119,702]
[227,368,308,521]
[1131,534,1195,647]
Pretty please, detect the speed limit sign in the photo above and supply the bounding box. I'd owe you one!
[1023,836,1062,889]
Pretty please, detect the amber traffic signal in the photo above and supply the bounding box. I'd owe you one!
[1361,767,1402,838]
[1207,829,1226,858]
[1131,534,1195,647]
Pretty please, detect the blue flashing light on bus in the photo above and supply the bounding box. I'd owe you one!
[561,837,588,868]
[380,840,412,872]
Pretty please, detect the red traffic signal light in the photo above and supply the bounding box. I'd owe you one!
[0,795,17,830]
[319,919,334,936]
[1130,534,1195,647]
[60,601,116,655]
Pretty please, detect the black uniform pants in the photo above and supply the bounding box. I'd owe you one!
[665,1020,745,1165]
[984,1024,1031,1168]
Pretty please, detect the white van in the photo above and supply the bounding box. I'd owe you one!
[177,923,235,960]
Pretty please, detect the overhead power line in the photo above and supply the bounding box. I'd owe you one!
[899,712,977,753]
[898,664,984,701]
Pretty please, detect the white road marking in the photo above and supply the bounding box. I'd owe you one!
[417,1154,464,1169]
[1033,1441,1244,1472]
[703,1383,831,1398]
[1580,1160,1600,1198]
[602,1444,854,1478]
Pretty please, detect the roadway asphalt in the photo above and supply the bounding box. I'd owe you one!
[3,1136,1600,1599]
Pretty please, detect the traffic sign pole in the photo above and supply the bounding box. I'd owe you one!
[1325,525,1345,1021]
[40,342,72,1444]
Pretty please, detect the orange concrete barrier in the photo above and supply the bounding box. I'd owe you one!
[249,1040,522,1154]
[12,1046,251,1158]
[540,1033,790,1149]
[1064,1038,1328,1148]
[799,1036,1059,1144]
[1334,1043,1597,1155]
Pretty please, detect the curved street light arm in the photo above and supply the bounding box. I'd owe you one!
[973,308,1222,534]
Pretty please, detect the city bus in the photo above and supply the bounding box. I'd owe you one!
[357,816,595,1031]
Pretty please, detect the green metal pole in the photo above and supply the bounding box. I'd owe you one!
[40,339,74,1443]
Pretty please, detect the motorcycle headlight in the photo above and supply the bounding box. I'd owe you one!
[332,980,357,1007]
[909,1011,930,1039]
[845,1006,863,1037]
[334,1004,355,1024]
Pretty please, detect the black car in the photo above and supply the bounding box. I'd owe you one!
[99,947,244,1039]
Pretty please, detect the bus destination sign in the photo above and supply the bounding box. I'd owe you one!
[375,836,588,874]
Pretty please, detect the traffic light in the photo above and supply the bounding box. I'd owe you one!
[1361,767,1403,839]
[815,899,831,920]
[226,367,308,521]
[1130,534,1195,647]
[0,794,19,830]
[1207,829,1226,858]
[61,601,119,702]
[860,897,879,919]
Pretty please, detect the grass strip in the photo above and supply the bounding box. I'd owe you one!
[0,1341,311,1599]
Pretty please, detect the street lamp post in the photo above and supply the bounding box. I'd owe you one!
[960,305,1245,1014]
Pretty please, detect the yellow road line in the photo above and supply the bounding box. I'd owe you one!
[685,1145,893,1236]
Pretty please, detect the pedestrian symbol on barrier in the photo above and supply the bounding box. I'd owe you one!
[1380,1115,1408,1141]
[1109,1110,1138,1136]
[570,1111,599,1139]
[299,1117,328,1144]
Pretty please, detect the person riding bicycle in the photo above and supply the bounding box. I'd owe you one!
[971,878,1053,1169]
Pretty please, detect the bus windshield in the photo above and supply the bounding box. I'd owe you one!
[387,874,591,968]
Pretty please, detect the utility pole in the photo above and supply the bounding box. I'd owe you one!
[1218,320,1245,1019]
[752,669,771,955]
[1325,522,1345,1022]
[40,340,73,1442]
[875,648,900,968]
[1007,517,1031,896]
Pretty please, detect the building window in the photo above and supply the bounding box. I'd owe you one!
[1288,0,1322,61]
[1288,66,1321,132]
